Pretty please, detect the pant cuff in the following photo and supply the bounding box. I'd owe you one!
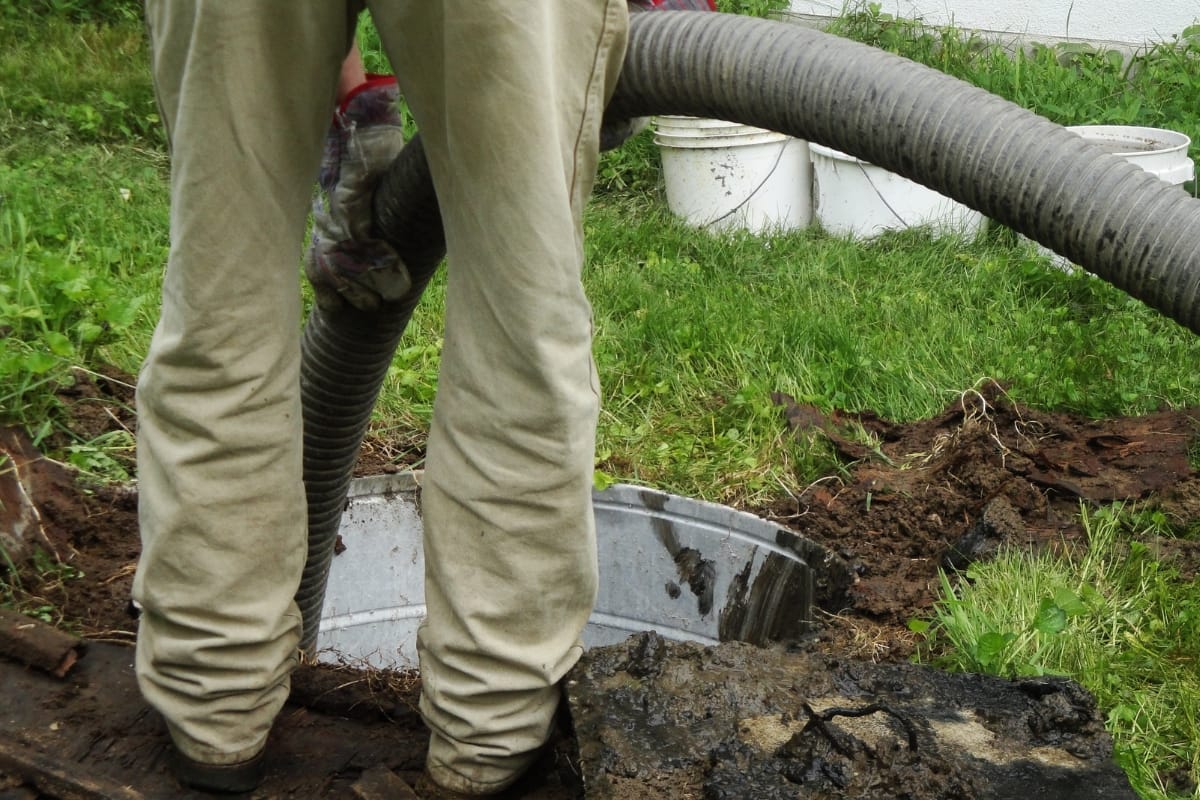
[166,720,268,766]
[425,733,540,796]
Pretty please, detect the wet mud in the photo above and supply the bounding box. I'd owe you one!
[568,632,1137,799]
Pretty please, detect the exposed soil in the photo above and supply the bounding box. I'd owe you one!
[760,381,1200,663]
[2,371,1199,798]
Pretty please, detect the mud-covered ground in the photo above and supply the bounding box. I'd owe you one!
[2,371,1198,798]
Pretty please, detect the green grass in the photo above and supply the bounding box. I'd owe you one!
[913,505,1199,799]
[0,14,160,148]
[582,198,1200,501]
[0,15,165,438]
[369,194,1200,504]
[0,140,165,435]
[2,10,1199,798]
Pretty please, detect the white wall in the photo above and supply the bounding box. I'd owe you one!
[789,0,1200,47]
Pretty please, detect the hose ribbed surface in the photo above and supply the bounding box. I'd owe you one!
[297,305,406,653]
[608,12,1200,332]
[296,132,446,654]
[372,134,446,267]
[299,11,1200,653]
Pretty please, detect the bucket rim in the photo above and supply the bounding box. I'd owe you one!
[1067,124,1192,155]
[808,142,868,164]
[653,131,796,149]
[653,115,775,134]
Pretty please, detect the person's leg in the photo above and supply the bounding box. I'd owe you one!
[366,0,629,793]
[338,40,369,101]
[135,0,356,774]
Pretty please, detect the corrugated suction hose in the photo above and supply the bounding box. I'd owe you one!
[607,12,1200,330]
[296,12,1200,654]
[297,137,444,654]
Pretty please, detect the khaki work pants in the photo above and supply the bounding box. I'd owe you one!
[135,1,627,793]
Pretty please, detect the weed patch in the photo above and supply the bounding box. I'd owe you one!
[0,212,146,428]
[913,506,1200,799]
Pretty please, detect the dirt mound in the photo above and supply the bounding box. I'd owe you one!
[762,381,1200,660]
[0,425,139,643]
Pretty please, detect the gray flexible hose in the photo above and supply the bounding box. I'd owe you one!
[607,12,1200,332]
[296,305,406,654]
[297,137,444,654]
[297,11,1200,653]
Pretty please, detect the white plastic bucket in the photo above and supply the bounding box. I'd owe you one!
[1068,125,1194,187]
[316,473,837,669]
[654,116,812,233]
[809,143,985,239]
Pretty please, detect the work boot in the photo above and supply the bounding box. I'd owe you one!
[171,747,267,794]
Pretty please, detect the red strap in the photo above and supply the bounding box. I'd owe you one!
[337,74,398,116]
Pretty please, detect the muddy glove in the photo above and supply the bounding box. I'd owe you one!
[599,0,718,151]
[307,74,411,312]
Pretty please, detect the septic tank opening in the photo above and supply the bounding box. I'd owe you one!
[317,474,851,668]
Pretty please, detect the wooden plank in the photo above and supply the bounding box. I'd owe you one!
[0,608,84,678]
[0,738,143,800]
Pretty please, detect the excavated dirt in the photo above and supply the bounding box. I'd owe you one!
[2,371,1199,798]
[761,381,1200,663]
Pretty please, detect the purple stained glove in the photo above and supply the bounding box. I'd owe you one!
[307,75,411,312]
